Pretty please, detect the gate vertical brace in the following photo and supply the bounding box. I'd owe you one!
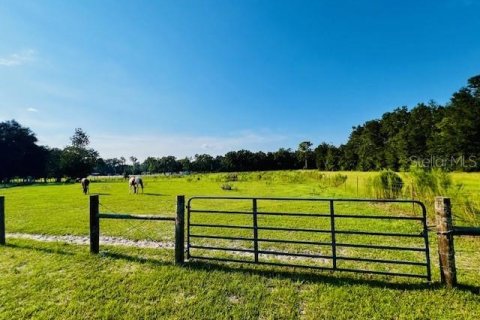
[89,195,100,254]
[186,198,191,260]
[330,200,337,269]
[435,197,457,287]
[420,203,432,282]
[175,195,185,265]
[0,196,5,245]
[253,198,259,263]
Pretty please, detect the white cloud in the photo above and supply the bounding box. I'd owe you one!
[27,107,39,112]
[89,131,288,161]
[0,49,36,67]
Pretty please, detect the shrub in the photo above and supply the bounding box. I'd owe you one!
[329,174,347,187]
[224,173,238,182]
[221,183,236,191]
[372,170,403,199]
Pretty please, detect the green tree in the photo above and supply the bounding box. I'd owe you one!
[0,120,47,182]
[298,141,313,169]
[45,147,63,182]
[130,156,139,174]
[432,75,480,170]
[60,129,98,178]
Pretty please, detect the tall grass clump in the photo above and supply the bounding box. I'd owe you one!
[408,163,452,197]
[370,170,403,199]
[326,173,348,187]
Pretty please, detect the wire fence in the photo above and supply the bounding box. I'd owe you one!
[453,236,480,284]
[98,201,174,242]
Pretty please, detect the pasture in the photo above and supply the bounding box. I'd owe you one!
[1,170,479,319]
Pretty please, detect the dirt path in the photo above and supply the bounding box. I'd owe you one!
[6,233,174,249]
[6,233,329,264]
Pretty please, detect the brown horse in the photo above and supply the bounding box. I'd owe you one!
[81,178,90,195]
[129,176,144,194]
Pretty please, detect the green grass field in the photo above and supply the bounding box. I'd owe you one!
[1,170,479,319]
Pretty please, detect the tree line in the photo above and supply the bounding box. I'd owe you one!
[1,74,479,182]
[0,125,98,182]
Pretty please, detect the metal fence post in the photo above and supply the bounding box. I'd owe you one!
[435,197,457,287]
[90,195,100,254]
[253,198,259,263]
[0,196,5,245]
[175,195,185,265]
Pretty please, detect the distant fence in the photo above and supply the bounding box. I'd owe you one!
[435,197,480,287]
[89,194,185,264]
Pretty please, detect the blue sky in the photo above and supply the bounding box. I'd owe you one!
[1,0,479,161]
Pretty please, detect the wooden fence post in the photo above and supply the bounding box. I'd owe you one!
[0,196,5,245]
[175,195,185,265]
[435,197,457,287]
[90,195,100,254]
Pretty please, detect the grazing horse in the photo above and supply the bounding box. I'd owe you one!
[129,176,144,194]
[81,178,90,195]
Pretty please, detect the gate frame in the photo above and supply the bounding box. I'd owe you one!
[186,196,432,281]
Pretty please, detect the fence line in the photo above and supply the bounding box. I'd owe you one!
[89,194,185,265]
[435,196,480,288]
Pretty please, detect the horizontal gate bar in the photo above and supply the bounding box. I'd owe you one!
[258,249,332,259]
[335,230,423,237]
[452,226,480,236]
[335,267,428,279]
[190,245,332,259]
[190,234,253,241]
[98,213,175,221]
[188,196,426,205]
[188,255,428,279]
[189,209,252,215]
[256,211,423,220]
[332,214,423,221]
[258,211,330,217]
[189,245,424,265]
[336,242,426,252]
[258,238,331,246]
[189,235,425,251]
[190,223,253,230]
[189,210,423,220]
[190,245,255,253]
[336,256,427,266]
[258,226,331,233]
[190,224,423,238]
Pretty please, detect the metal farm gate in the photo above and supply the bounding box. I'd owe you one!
[186,197,432,281]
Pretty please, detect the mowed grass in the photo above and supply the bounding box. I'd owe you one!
[0,171,479,318]
[1,238,479,320]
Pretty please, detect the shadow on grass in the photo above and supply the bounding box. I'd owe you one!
[100,250,171,267]
[142,193,164,197]
[4,240,478,294]
[184,260,480,293]
[4,242,76,256]
[456,283,480,294]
